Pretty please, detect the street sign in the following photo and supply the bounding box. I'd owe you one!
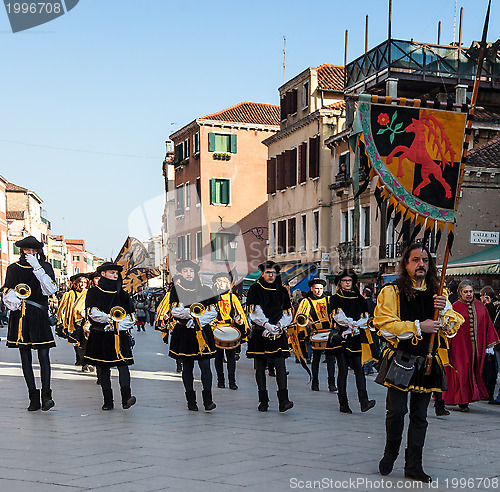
[470,230,499,245]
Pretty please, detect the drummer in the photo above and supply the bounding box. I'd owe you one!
[295,278,337,392]
[211,273,249,390]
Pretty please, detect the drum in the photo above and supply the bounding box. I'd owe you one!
[213,325,241,350]
[310,332,329,350]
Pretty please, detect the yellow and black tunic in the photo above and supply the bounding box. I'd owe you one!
[64,289,87,346]
[213,291,249,342]
[373,281,463,393]
[4,260,56,349]
[84,278,135,367]
[295,292,334,350]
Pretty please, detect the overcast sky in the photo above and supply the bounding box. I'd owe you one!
[0,0,497,259]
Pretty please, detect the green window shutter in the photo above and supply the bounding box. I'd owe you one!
[210,179,215,204]
[221,180,230,204]
[208,133,215,152]
[230,134,237,153]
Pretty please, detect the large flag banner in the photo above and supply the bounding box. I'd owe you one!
[353,94,468,243]
[114,237,161,294]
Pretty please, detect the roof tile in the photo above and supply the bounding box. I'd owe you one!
[200,102,280,126]
[316,64,344,91]
[467,137,500,168]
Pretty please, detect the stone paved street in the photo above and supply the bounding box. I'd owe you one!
[0,323,499,491]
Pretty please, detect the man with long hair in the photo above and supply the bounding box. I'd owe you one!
[373,243,463,482]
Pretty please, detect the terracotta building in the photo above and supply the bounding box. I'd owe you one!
[166,102,279,283]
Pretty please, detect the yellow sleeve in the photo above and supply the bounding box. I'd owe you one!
[56,292,69,323]
[295,298,311,321]
[438,297,464,338]
[232,294,249,332]
[373,285,418,340]
[154,292,171,330]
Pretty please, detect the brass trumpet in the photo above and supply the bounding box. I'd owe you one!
[295,313,309,327]
[110,306,126,322]
[14,283,31,299]
[189,303,205,318]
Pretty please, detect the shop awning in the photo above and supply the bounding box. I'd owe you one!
[439,245,500,276]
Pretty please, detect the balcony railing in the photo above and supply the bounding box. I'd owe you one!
[345,38,500,93]
[379,239,437,260]
[338,241,361,267]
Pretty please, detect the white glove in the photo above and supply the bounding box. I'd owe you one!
[351,327,360,336]
[262,328,272,338]
[186,319,195,329]
[25,254,41,270]
[3,290,21,311]
[103,324,114,332]
[89,307,112,324]
[263,322,279,334]
[486,347,494,355]
[353,316,369,329]
[333,309,350,328]
[341,329,352,339]
[171,306,191,320]
[117,319,135,331]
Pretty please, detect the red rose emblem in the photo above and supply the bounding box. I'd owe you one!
[377,113,390,126]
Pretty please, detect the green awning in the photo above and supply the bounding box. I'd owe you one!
[439,245,500,276]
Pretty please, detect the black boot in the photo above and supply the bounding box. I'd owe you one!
[311,379,319,391]
[217,376,225,389]
[379,438,402,476]
[101,389,114,410]
[338,393,352,414]
[434,395,450,416]
[328,378,337,392]
[277,389,293,412]
[185,390,198,411]
[359,390,376,412]
[41,389,55,411]
[228,375,238,390]
[258,390,269,412]
[120,386,136,409]
[404,448,432,483]
[27,389,41,411]
[202,390,216,411]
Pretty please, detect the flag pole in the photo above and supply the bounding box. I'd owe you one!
[424,0,491,375]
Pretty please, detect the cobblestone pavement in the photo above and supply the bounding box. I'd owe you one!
[0,324,498,491]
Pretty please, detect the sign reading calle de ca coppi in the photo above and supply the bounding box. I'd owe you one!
[470,230,500,245]
[3,0,79,33]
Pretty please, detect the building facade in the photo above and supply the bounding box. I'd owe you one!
[263,65,346,286]
[167,102,279,283]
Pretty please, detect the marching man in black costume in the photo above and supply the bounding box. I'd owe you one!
[84,262,137,411]
[165,260,218,411]
[3,236,58,411]
[330,269,376,414]
[246,261,293,412]
[295,278,336,392]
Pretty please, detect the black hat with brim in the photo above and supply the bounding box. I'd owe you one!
[334,269,358,285]
[175,260,200,273]
[212,272,231,284]
[70,273,88,283]
[308,278,326,288]
[96,262,123,274]
[15,235,44,250]
[258,260,281,273]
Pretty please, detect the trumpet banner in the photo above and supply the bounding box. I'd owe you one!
[114,236,161,294]
[354,96,467,240]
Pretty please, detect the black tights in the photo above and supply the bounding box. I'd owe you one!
[255,357,287,391]
[336,350,367,397]
[312,350,336,382]
[181,358,212,392]
[19,347,51,391]
[215,348,236,379]
[97,365,131,391]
